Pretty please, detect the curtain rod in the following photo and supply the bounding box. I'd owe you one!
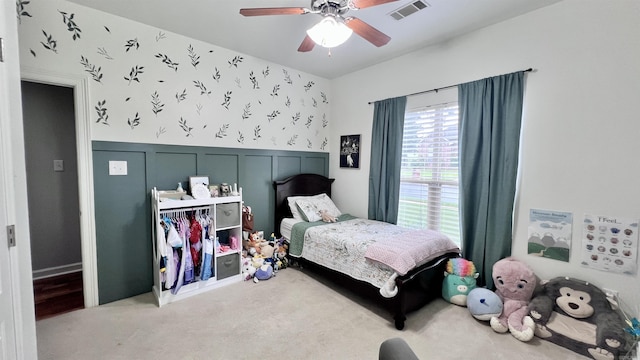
[367,68,533,105]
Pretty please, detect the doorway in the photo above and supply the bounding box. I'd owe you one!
[21,81,84,319]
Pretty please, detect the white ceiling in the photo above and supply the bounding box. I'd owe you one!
[67,0,562,79]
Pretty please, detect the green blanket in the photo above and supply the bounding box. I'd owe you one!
[289,214,356,257]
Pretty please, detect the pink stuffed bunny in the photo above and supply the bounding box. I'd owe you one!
[490,257,537,342]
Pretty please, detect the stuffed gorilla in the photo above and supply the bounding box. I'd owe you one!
[528,277,626,360]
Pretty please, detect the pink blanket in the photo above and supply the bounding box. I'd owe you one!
[364,229,459,276]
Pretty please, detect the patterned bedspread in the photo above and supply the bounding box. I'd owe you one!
[289,215,460,294]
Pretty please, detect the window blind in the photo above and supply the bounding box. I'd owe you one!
[397,101,460,246]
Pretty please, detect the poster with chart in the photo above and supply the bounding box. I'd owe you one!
[528,209,572,262]
[581,214,638,275]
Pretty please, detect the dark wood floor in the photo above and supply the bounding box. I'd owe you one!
[33,271,84,321]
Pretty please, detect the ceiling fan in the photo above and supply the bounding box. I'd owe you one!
[239,0,399,52]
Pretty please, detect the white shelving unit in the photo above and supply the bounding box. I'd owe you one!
[151,187,243,306]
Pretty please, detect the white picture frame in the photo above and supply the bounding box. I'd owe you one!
[189,176,209,192]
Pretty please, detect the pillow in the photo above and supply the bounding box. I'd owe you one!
[295,198,322,222]
[295,194,342,222]
[311,193,342,218]
[286,193,326,220]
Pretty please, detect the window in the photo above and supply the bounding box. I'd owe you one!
[397,100,461,246]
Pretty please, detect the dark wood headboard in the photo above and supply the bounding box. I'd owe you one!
[272,173,335,238]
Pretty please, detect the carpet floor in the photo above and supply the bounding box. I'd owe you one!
[36,266,587,359]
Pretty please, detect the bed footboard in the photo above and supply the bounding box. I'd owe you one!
[291,252,458,330]
[392,253,458,330]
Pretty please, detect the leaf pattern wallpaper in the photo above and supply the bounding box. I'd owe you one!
[17,0,331,152]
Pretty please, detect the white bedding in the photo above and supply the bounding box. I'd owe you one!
[283,216,459,298]
[279,217,302,241]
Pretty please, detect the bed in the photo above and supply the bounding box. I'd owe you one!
[273,173,460,330]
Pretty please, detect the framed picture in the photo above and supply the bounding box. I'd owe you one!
[189,176,209,192]
[209,185,219,197]
[340,134,360,169]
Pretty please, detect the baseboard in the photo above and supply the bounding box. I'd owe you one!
[32,262,82,280]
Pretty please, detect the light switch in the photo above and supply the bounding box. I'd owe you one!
[108,160,127,176]
[53,159,64,172]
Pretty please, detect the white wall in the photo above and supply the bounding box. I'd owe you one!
[330,0,640,311]
[18,0,331,152]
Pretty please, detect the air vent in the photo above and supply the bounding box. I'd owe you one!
[389,0,429,21]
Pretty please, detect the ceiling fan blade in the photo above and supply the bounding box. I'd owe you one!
[344,17,391,47]
[239,7,306,16]
[351,0,400,10]
[298,35,315,52]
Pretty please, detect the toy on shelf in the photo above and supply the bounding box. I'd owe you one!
[442,258,478,306]
[490,257,537,342]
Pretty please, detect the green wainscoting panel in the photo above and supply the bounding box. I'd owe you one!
[243,155,274,234]
[304,156,329,175]
[92,149,151,305]
[92,141,328,304]
[277,156,302,179]
[155,152,197,191]
[201,153,239,186]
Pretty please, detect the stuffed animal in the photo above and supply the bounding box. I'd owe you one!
[264,257,277,271]
[242,233,261,256]
[277,255,289,269]
[528,277,626,360]
[490,257,537,342]
[241,256,257,281]
[442,258,478,306]
[260,242,275,259]
[467,287,504,321]
[319,209,337,223]
[275,244,287,260]
[251,255,265,269]
[253,263,273,283]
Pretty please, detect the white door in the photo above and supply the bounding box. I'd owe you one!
[0,149,17,360]
[1,1,38,358]
[0,7,18,358]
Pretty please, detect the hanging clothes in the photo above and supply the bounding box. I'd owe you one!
[157,217,176,288]
[159,207,213,292]
[200,236,214,281]
[189,213,203,276]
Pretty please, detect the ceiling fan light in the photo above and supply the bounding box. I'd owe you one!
[306,17,353,48]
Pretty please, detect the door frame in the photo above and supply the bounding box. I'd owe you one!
[22,68,98,308]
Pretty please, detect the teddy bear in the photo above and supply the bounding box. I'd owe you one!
[527,277,626,360]
[442,258,478,306]
[319,209,337,223]
[490,257,537,342]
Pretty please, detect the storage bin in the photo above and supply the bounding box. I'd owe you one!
[157,190,186,200]
[216,253,240,280]
[216,202,240,228]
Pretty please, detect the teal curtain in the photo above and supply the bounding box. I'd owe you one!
[458,71,525,288]
[368,96,407,223]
